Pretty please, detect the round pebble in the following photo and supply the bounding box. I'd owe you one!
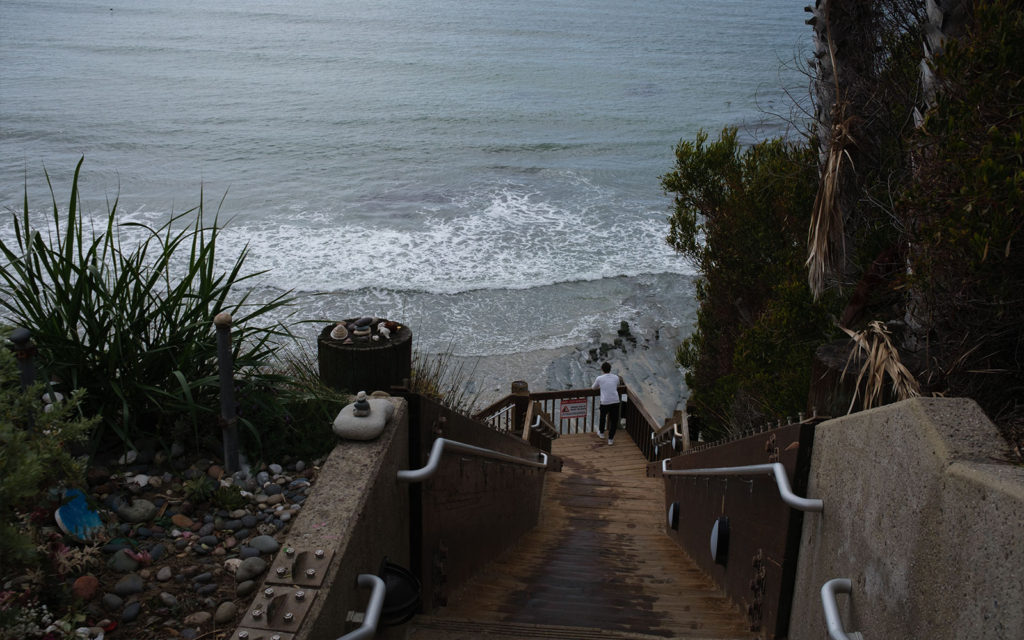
[214,601,238,624]
[249,534,280,554]
[121,601,141,622]
[159,592,178,608]
[113,573,145,596]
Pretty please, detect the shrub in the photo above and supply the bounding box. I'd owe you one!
[0,333,97,575]
[663,129,835,436]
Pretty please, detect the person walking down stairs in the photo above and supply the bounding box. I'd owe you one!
[592,361,622,445]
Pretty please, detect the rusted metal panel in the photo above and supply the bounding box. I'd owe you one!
[411,395,549,614]
[656,422,817,638]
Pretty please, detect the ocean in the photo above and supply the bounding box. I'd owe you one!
[0,0,810,401]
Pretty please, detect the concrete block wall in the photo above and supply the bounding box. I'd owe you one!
[230,397,411,640]
[789,398,1024,639]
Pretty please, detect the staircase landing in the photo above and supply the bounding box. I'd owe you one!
[407,433,756,639]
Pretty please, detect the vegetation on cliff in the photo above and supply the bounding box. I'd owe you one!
[666,0,1023,453]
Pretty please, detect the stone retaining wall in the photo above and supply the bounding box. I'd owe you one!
[789,398,1024,639]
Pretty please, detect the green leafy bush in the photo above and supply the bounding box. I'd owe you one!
[663,129,836,436]
[903,0,1024,445]
[0,336,97,575]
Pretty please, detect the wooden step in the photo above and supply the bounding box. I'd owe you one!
[405,616,748,639]
[417,433,756,639]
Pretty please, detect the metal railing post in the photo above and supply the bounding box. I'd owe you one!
[821,578,864,640]
[7,327,37,393]
[214,312,240,473]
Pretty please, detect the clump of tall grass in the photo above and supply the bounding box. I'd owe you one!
[0,159,313,457]
[410,342,480,415]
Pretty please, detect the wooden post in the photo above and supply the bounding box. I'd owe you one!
[214,312,240,473]
[510,380,530,435]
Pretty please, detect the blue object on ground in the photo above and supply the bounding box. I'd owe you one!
[55,488,103,541]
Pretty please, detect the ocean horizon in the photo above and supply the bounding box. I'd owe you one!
[1,0,811,364]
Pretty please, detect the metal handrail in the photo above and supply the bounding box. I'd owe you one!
[659,459,823,512]
[398,437,549,482]
[336,573,385,640]
[821,578,864,640]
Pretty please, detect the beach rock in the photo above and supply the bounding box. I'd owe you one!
[101,593,124,612]
[184,611,211,627]
[249,534,279,554]
[268,463,283,475]
[117,498,157,523]
[156,566,173,582]
[121,601,141,622]
[107,549,139,573]
[214,601,238,624]
[223,558,242,575]
[159,592,178,608]
[113,573,145,596]
[235,557,267,582]
[236,580,257,598]
[72,575,100,601]
[171,513,193,529]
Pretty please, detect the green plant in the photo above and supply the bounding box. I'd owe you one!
[902,0,1024,448]
[0,159,296,454]
[0,336,97,575]
[410,342,480,415]
[183,475,217,504]
[211,484,248,511]
[662,129,832,436]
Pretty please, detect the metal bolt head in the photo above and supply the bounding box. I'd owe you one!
[264,587,275,597]
[314,549,325,559]
[283,612,294,623]
[305,568,316,577]
[271,636,282,640]
[238,633,249,640]
[251,608,263,619]
[276,567,287,576]
[295,590,306,601]
[285,547,295,556]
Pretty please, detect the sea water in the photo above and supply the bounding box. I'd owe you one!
[0,0,810,361]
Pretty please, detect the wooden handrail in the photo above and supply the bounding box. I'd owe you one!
[471,385,664,459]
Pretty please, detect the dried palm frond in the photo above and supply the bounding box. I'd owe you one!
[807,106,856,298]
[806,17,858,299]
[841,320,921,413]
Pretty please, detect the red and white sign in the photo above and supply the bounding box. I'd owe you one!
[559,398,587,420]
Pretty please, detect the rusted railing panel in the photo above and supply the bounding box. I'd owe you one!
[411,395,548,614]
[651,421,818,638]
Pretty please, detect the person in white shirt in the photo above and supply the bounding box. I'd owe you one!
[592,362,622,445]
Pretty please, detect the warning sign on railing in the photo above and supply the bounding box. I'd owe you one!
[559,398,587,420]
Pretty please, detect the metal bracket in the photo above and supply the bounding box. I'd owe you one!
[231,630,296,640]
[239,586,316,631]
[266,546,334,587]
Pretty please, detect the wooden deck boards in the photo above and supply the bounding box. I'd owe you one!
[408,433,756,639]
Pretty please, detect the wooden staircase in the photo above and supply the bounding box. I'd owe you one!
[404,433,756,639]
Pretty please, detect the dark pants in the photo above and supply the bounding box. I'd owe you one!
[598,402,620,439]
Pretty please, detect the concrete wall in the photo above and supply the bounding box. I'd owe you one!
[789,398,1024,640]
[231,397,411,640]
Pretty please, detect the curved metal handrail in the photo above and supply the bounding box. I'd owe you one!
[821,578,864,640]
[398,437,549,482]
[659,459,823,512]
[335,573,385,640]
